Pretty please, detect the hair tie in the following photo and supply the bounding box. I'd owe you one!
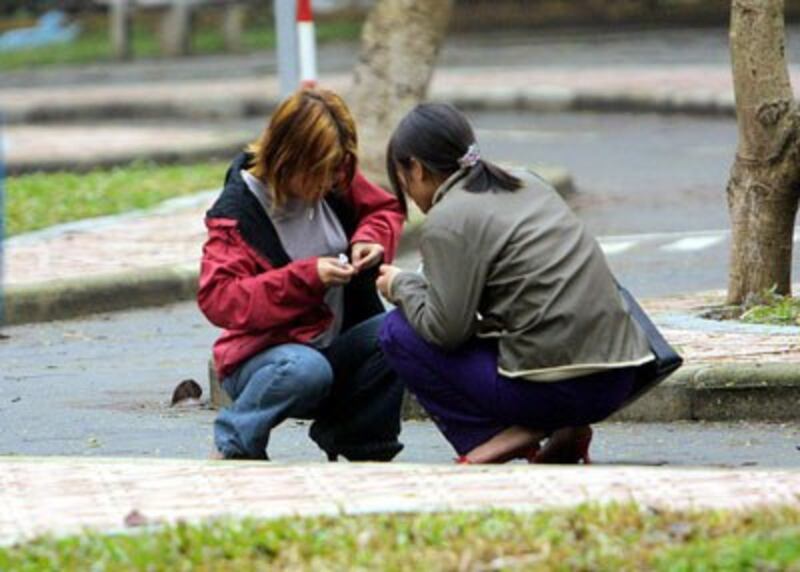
[458,143,481,168]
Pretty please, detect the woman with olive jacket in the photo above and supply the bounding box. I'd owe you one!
[199,88,406,462]
[377,103,653,464]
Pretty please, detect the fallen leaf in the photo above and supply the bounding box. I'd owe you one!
[171,379,202,407]
[124,509,150,528]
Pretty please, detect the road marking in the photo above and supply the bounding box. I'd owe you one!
[660,235,725,252]
[599,240,637,255]
[601,228,731,243]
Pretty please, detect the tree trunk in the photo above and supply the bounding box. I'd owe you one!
[348,0,453,183]
[727,0,800,304]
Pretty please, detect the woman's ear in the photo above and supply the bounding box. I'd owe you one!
[409,158,426,185]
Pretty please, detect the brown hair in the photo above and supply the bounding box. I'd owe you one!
[248,88,358,205]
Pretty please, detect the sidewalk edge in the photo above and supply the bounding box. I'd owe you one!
[400,364,800,422]
[4,90,736,128]
[3,265,198,326]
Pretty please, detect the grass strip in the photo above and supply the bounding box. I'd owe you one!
[1,504,799,571]
[0,15,362,71]
[6,160,227,236]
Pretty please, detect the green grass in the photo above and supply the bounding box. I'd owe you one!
[0,14,362,71]
[6,160,227,236]
[740,288,800,326]
[1,505,800,571]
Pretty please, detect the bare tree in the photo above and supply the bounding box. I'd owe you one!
[348,0,453,182]
[727,0,800,304]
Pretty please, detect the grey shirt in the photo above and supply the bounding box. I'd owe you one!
[390,168,653,382]
[242,169,348,348]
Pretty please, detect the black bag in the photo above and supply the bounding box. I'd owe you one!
[617,285,684,407]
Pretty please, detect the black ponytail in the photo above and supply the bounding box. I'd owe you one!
[386,103,523,203]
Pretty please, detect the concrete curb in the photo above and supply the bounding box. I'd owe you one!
[5,90,736,128]
[7,142,248,176]
[206,362,800,423]
[438,90,735,119]
[400,363,800,422]
[5,99,276,126]
[3,265,198,326]
[612,363,800,422]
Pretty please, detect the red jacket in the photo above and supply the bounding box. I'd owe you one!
[198,154,404,379]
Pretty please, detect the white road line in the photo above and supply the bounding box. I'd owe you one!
[660,235,725,252]
[600,228,731,243]
[599,240,637,256]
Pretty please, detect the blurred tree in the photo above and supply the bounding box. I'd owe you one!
[348,0,453,182]
[727,0,800,303]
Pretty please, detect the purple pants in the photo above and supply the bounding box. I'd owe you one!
[379,310,636,455]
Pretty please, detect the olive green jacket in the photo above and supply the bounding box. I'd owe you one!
[390,168,653,382]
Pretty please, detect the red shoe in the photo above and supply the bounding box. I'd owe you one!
[533,426,593,464]
[456,442,541,465]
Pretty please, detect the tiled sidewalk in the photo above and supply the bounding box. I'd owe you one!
[5,197,212,287]
[1,457,799,545]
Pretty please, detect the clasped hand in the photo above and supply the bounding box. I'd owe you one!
[317,242,384,287]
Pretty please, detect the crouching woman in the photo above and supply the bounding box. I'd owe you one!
[377,103,654,464]
[199,88,406,461]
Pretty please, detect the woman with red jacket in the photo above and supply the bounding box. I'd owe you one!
[198,88,406,461]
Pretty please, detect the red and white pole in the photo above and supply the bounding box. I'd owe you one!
[296,0,317,87]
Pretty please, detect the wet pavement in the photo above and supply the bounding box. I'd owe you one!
[1,290,799,466]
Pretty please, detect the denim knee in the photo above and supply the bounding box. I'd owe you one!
[280,352,333,406]
[235,345,334,411]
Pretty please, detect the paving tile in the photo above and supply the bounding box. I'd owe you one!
[1,457,799,545]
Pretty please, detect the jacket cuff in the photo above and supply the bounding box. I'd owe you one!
[390,271,424,304]
[350,228,383,247]
[294,257,327,298]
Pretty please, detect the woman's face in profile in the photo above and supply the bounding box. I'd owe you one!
[399,159,437,214]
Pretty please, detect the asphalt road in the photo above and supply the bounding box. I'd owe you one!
[475,109,800,297]
[1,297,799,467]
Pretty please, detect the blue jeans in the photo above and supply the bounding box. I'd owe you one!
[214,313,404,461]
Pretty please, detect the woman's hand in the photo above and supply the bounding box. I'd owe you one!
[376,264,402,300]
[317,257,356,286]
[351,242,385,272]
